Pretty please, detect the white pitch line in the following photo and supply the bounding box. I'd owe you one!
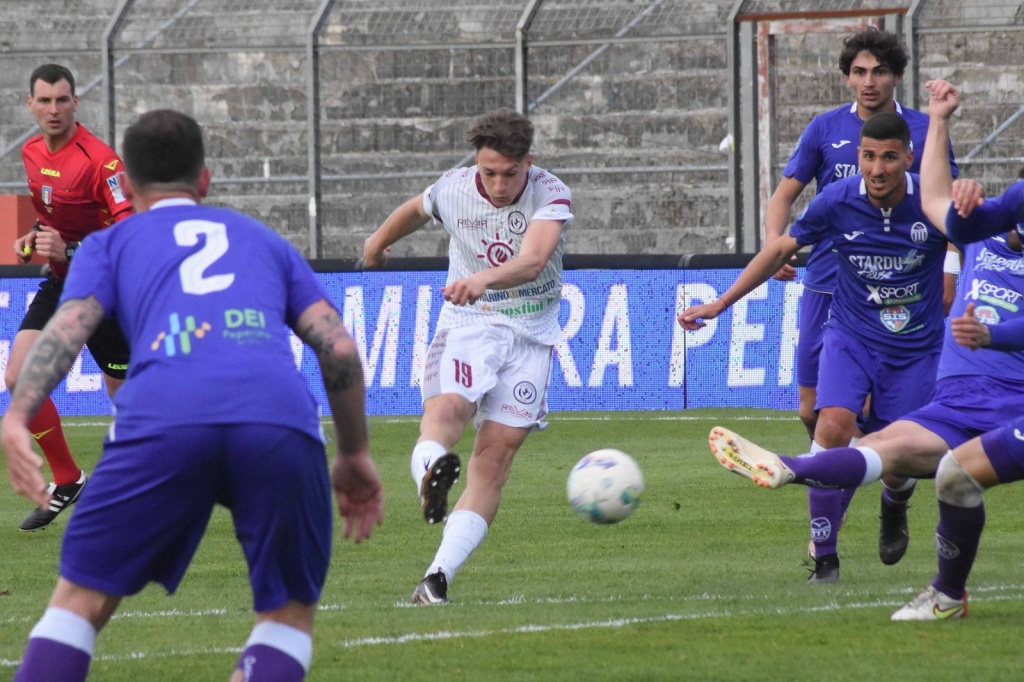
[61,413,798,429]
[3,588,1024,668]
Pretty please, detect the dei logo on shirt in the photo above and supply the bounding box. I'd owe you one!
[880,305,910,332]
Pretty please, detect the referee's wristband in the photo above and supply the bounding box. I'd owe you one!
[943,250,961,275]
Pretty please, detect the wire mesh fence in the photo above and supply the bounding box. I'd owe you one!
[0,0,1021,257]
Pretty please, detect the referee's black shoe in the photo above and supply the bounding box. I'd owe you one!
[19,470,88,532]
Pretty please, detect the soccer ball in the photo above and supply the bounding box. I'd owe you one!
[566,449,644,524]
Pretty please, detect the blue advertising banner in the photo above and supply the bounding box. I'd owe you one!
[0,269,804,415]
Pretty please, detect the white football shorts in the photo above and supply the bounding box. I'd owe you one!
[421,324,551,430]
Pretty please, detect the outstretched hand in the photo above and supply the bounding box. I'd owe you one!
[678,299,726,331]
[331,451,385,543]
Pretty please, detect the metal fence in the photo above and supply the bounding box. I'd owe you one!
[1,0,1021,258]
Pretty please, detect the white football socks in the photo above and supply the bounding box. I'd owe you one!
[29,607,96,655]
[411,440,448,495]
[427,509,488,584]
[243,621,312,673]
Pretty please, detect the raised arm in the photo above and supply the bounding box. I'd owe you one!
[920,80,961,231]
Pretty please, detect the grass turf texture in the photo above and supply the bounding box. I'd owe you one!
[1,410,1023,681]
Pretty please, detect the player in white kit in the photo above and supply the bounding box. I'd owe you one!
[361,108,573,604]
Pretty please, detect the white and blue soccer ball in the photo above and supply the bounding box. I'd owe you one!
[567,449,644,524]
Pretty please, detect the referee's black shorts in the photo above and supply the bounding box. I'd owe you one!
[19,275,130,380]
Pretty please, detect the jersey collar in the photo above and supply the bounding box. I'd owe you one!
[848,101,905,116]
[150,197,198,209]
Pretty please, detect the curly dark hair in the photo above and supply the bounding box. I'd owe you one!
[838,28,908,78]
[466,108,534,161]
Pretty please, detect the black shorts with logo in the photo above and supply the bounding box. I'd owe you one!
[20,275,130,380]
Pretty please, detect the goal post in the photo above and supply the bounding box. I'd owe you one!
[726,2,916,253]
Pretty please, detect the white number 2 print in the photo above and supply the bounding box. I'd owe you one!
[174,220,235,294]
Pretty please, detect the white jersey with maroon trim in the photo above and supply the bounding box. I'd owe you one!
[422,164,572,345]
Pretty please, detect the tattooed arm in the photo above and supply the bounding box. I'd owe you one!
[1,297,104,507]
[294,298,384,543]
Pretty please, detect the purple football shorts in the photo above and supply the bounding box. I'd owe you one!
[60,423,332,612]
[796,288,832,388]
[816,325,939,432]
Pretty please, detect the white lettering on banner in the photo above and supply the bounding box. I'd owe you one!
[778,281,803,385]
[65,354,102,392]
[410,285,434,387]
[0,340,8,394]
[589,284,633,387]
[343,285,403,387]
[554,284,584,387]
[669,283,718,387]
[728,283,767,387]
[289,332,304,370]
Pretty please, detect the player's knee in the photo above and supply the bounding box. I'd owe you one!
[426,394,473,423]
[935,453,985,508]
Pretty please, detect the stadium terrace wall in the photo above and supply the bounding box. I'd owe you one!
[0,254,808,416]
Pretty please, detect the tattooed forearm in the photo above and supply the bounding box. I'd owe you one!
[298,310,364,392]
[295,299,369,454]
[9,297,104,417]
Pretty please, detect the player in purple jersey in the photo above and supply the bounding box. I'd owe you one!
[761,29,960,575]
[681,112,957,582]
[886,80,1024,620]
[705,229,1022,604]
[0,110,384,681]
[361,109,572,605]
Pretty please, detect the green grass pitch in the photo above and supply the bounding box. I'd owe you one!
[1,410,1022,680]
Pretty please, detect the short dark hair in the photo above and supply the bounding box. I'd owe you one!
[860,111,911,148]
[839,28,908,78]
[30,64,75,96]
[467,108,534,161]
[122,110,204,188]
